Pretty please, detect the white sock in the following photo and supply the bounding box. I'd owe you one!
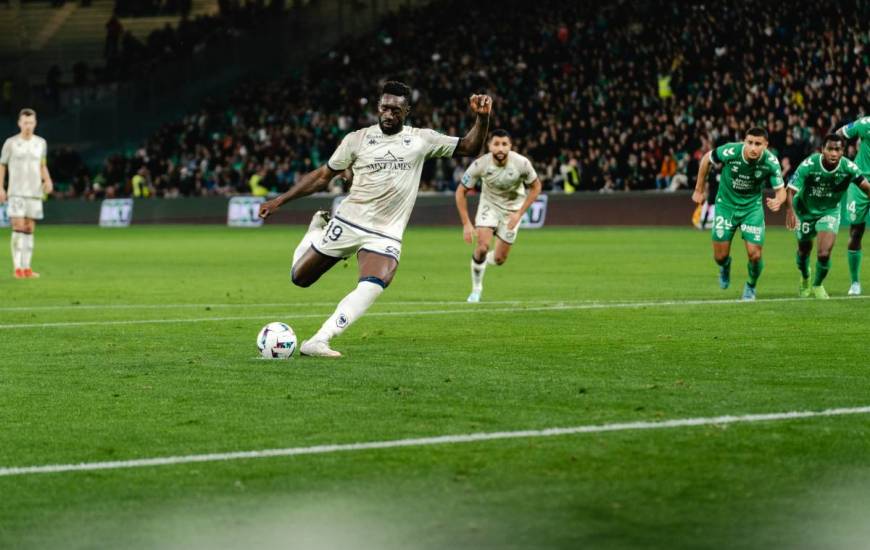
[486,250,497,266]
[292,226,324,269]
[10,231,23,270]
[313,280,384,343]
[21,233,33,269]
[471,256,486,293]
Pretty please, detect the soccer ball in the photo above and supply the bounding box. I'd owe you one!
[256,322,297,359]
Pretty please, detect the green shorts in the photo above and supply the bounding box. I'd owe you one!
[794,209,840,241]
[711,203,765,245]
[843,183,870,226]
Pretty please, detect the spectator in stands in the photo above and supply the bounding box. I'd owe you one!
[104,15,122,59]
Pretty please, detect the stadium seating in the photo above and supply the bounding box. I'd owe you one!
[42,0,870,197]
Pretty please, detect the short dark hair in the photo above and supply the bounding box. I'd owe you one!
[489,129,511,141]
[381,81,411,103]
[746,127,768,140]
[18,108,36,119]
[823,133,845,147]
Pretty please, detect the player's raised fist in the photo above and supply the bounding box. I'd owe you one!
[469,95,492,116]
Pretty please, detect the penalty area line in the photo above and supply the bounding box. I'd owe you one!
[0,299,578,312]
[0,295,868,330]
[1,405,869,477]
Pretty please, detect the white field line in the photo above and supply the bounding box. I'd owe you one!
[0,295,868,330]
[0,299,582,312]
[1,406,868,477]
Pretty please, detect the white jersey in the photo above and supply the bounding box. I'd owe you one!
[461,151,538,211]
[1,134,47,199]
[327,124,458,241]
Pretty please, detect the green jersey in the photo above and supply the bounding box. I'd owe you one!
[788,153,864,217]
[712,143,784,211]
[840,116,870,175]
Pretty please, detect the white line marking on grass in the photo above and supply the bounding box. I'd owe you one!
[0,295,868,330]
[1,406,868,477]
[0,299,577,312]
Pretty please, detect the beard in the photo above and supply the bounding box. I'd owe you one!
[379,119,402,135]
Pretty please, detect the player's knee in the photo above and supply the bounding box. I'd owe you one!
[818,253,831,263]
[748,250,762,262]
[494,255,507,265]
[290,268,313,288]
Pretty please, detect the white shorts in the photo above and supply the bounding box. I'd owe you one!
[312,215,402,262]
[7,197,43,220]
[475,196,519,244]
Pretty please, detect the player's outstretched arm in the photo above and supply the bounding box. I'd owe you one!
[453,95,492,157]
[40,163,53,195]
[508,178,543,230]
[766,186,786,212]
[784,188,797,230]
[454,185,474,243]
[258,165,339,219]
[692,152,712,204]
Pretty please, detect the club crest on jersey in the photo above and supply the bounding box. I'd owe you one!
[754,170,762,178]
[402,136,413,148]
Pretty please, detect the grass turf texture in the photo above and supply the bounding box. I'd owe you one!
[1,225,869,549]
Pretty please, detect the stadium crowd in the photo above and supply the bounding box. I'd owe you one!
[49,0,870,199]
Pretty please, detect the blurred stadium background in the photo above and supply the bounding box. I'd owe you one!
[1,0,866,214]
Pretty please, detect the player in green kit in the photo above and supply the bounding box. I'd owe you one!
[692,127,786,301]
[837,116,870,295]
[785,134,870,298]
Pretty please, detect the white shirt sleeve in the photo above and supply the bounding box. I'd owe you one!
[0,139,10,166]
[523,157,539,185]
[460,158,484,188]
[327,131,360,171]
[421,129,459,159]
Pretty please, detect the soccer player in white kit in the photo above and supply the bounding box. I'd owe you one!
[0,109,53,279]
[454,129,542,302]
[258,81,492,357]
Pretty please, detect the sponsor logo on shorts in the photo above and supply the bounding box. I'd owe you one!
[384,245,400,258]
[740,224,762,236]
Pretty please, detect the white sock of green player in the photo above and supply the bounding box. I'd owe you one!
[20,233,33,269]
[471,256,487,293]
[486,250,497,266]
[312,280,384,343]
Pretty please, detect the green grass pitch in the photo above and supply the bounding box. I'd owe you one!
[2,225,870,549]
